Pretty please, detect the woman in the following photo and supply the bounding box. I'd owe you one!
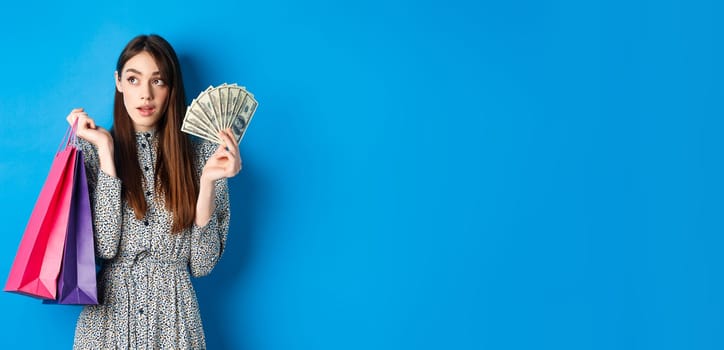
[67,34,240,349]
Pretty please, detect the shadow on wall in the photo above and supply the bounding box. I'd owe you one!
[195,173,259,349]
[179,54,208,103]
[180,54,260,349]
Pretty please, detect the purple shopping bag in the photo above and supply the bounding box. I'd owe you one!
[52,149,98,305]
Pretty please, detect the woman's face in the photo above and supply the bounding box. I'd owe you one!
[115,51,169,132]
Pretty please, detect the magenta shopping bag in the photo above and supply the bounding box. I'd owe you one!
[5,125,78,299]
[53,149,98,305]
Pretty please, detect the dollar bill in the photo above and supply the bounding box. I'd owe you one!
[218,84,230,130]
[227,90,245,133]
[231,93,258,143]
[209,87,225,133]
[182,120,217,144]
[183,113,222,144]
[195,91,219,134]
[187,98,217,137]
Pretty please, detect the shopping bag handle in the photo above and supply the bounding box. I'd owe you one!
[57,119,79,153]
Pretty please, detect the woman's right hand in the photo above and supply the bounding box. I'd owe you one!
[66,108,113,148]
[66,107,117,177]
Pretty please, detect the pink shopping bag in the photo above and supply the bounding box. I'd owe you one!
[5,125,79,299]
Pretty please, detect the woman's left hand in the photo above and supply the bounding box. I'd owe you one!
[201,128,243,184]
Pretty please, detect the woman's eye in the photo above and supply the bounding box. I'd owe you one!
[127,77,138,85]
[154,79,166,86]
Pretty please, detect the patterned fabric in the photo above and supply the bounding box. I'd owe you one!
[73,129,230,350]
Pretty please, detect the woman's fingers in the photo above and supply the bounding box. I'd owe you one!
[66,108,111,147]
[228,129,239,149]
[220,128,235,143]
[210,149,241,176]
[204,156,243,182]
[66,108,83,124]
[83,116,96,130]
[67,108,94,127]
[218,129,239,154]
[205,129,244,181]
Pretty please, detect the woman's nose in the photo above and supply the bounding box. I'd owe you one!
[140,84,153,100]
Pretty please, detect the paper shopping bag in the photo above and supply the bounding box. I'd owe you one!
[53,150,98,305]
[5,126,78,299]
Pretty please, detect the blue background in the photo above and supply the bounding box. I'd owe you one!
[0,0,722,349]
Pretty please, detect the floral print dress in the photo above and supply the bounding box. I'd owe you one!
[72,129,230,350]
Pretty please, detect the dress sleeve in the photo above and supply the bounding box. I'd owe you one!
[189,140,231,277]
[79,138,122,259]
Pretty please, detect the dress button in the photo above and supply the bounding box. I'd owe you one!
[144,166,149,171]
[144,133,150,138]
[141,143,147,148]
[146,191,151,196]
[144,220,149,226]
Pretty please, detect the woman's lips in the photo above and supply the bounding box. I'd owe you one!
[137,106,156,117]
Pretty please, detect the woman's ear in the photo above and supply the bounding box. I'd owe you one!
[114,71,123,93]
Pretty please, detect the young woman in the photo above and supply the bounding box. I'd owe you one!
[66,34,241,349]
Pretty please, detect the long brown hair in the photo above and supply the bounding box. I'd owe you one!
[112,34,198,233]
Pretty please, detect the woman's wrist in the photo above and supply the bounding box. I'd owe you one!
[96,142,116,178]
[199,173,217,188]
[196,174,216,226]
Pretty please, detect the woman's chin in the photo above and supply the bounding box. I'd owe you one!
[130,115,161,131]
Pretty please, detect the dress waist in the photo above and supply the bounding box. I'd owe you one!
[108,251,189,270]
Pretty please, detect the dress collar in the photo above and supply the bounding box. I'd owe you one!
[135,128,158,139]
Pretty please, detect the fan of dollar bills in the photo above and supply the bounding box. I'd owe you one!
[181,83,258,145]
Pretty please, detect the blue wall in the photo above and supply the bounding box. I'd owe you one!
[1,0,723,349]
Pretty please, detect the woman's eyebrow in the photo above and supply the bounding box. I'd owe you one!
[124,68,161,76]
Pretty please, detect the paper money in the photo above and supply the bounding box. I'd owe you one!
[181,83,258,145]
[231,94,257,142]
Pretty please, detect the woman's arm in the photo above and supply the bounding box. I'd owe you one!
[68,108,122,259]
[195,129,241,226]
[190,129,241,277]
